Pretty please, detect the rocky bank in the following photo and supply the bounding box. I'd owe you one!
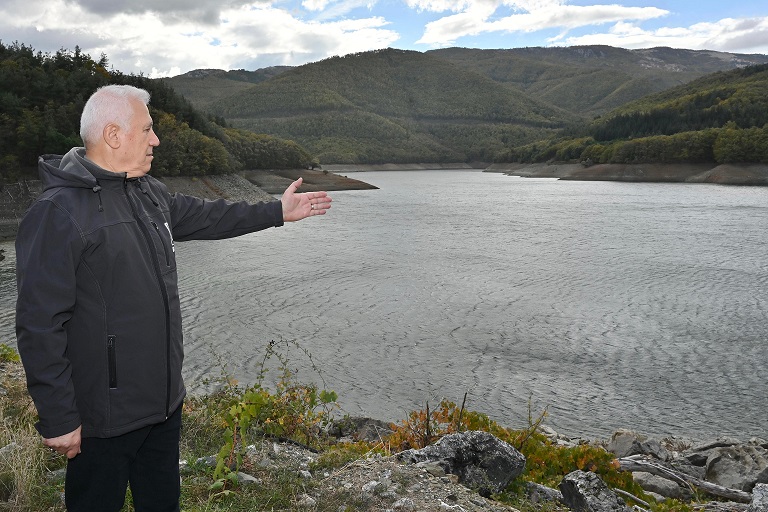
[326,161,768,186]
[486,162,768,185]
[182,423,768,511]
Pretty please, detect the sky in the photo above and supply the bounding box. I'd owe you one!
[1,0,767,78]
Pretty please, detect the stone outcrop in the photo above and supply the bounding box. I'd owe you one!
[705,443,768,492]
[397,430,526,497]
[559,470,632,512]
[608,429,671,461]
[608,431,768,503]
[748,483,768,512]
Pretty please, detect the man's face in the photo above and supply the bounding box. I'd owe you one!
[118,99,160,178]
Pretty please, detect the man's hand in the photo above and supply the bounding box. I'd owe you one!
[281,177,332,222]
[43,426,82,459]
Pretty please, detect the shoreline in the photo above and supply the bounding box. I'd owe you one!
[3,162,767,240]
[326,161,768,186]
[487,162,768,185]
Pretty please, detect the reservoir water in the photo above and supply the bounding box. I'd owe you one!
[1,170,767,440]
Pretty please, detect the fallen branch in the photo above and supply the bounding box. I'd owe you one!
[613,488,650,509]
[617,457,752,503]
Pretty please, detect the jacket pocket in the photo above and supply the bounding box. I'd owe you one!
[150,221,171,267]
[107,335,117,389]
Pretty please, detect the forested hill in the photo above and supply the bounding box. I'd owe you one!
[511,63,768,165]
[202,48,578,164]
[429,46,768,117]
[0,42,316,183]
[163,46,768,165]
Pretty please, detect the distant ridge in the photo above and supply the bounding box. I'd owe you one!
[160,46,768,165]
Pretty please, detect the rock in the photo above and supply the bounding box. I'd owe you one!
[46,468,67,483]
[236,472,261,485]
[417,461,446,477]
[559,470,632,512]
[195,455,217,467]
[706,445,768,492]
[632,471,692,500]
[297,493,316,508]
[526,481,563,504]
[608,430,670,461]
[0,442,21,458]
[684,438,744,467]
[393,497,415,510]
[397,430,525,497]
[329,416,394,443]
[748,483,768,512]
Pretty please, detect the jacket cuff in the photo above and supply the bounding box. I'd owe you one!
[270,199,284,227]
[35,416,81,439]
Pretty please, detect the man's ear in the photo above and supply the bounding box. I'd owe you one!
[103,123,121,149]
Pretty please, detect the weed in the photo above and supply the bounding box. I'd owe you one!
[211,339,338,487]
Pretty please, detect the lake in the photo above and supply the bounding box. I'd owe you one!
[1,170,767,440]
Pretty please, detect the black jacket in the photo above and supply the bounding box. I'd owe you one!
[16,147,283,438]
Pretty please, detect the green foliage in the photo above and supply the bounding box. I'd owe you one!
[205,48,574,164]
[514,63,768,164]
[0,344,20,363]
[211,339,338,487]
[223,128,317,169]
[385,397,649,507]
[0,41,317,183]
[713,124,768,163]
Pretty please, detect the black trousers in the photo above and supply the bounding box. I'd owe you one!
[64,406,182,512]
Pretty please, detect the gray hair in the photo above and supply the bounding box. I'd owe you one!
[80,85,151,146]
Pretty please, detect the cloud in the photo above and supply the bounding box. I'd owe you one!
[415,2,668,45]
[68,0,266,24]
[0,0,399,77]
[560,16,768,54]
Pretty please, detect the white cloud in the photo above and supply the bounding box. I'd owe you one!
[303,0,332,11]
[560,16,768,54]
[416,2,668,45]
[0,0,399,77]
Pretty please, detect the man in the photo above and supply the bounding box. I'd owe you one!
[15,84,331,511]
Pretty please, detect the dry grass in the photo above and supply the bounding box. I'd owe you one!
[0,361,65,511]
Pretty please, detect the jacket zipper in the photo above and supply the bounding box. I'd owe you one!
[150,221,171,266]
[107,335,117,389]
[125,181,173,418]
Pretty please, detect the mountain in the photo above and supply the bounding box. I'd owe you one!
[163,67,292,109]
[429,46,768,117]
[161,46,768,165]
[168,48,579,164]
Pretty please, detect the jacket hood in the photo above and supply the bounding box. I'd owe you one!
[38,147,126,192]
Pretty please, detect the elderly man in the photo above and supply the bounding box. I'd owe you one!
[15,84,331,511]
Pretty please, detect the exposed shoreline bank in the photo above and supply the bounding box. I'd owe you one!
[326,161,768,186]
[486,162,768,185]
